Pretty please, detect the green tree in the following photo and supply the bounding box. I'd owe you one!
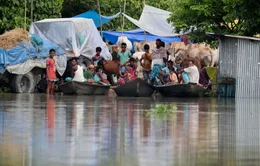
[0,0,64,34]
[168,0,260,44]
[61,0,172,31]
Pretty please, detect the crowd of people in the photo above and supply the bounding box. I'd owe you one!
[45,44,138,94]
[142,39,202,87]
[45,38,210,94]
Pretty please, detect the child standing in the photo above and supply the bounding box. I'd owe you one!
[92,47,105,67]
[140,44,152,83]
[46,49,58,94]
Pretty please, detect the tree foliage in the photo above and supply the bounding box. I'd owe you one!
[168,0,260,44]
[0,0,64,34]
[62,0,172,31]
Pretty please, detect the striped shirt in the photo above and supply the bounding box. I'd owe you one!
[152,47,168,60]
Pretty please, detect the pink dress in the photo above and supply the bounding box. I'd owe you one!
[128,67,136,80]
[46,58,57,81]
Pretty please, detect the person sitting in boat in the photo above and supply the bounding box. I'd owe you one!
[128,57,137,80]
[94,66,110,85]
[117,65,133,86]
[65,58,86,82]
[198,67,211,89]
[126,65,136,81]
[84,64,95,83]
[150,39,170,85]
[166,68,179,85]
[92,47,105,67]
[176,62,190,84]
[178,69,190,84]
[117,75,126,86]
[159,60,178,84]
[178,59,199,85]
[117,42,132,75]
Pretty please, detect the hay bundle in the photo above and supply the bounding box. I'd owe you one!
[0,28,29,50]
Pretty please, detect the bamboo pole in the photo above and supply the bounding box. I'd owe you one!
[121,0,126,34]
[143,0,146,41]
[31,0,34,22]
[24,0,27,30]
[97,0,103,37]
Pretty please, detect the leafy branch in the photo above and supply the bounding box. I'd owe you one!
[146,104,177,118]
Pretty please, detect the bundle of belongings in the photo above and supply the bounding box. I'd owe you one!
[0,28,66,75]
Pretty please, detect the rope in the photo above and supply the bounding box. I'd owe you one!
[141,12,170,16]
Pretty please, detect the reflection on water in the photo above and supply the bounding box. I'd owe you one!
[0,94,259,166]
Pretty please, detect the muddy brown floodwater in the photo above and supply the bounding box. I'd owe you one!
[0,93,259,166]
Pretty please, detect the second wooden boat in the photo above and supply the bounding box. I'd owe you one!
[113,78,155,97]
[59,81,110,95]
[156,84,207,97]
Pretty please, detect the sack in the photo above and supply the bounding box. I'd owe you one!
[182,72,190,84]
[30,34,43,45]
[103,60,120,75]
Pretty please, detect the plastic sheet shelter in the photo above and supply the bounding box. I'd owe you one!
[73,10,120,28]
[29,18,111,60]
[102,30,182,44]
[123,5,179,37]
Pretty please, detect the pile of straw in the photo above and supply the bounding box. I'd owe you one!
[0,28,29,50]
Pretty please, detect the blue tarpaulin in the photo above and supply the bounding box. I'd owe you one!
[126,28,146,33]
[0,38,66,73]
[73,10,120,28]
[102,30,182,45]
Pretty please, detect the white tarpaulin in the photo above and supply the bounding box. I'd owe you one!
[123,5,179,37]
[30,18,111,60]
[6,54,67,75]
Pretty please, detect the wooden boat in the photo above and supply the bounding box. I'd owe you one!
[156,84,207,97]
[58,81,110,95]
[113,78,155,97]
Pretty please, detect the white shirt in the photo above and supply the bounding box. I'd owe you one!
[152,47,168,60]
[184,65,199,84]
[151,59,164,69]
[72,65,86,82]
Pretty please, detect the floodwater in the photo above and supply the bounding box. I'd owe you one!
[0,93,259,166]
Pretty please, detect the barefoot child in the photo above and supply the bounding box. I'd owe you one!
[46,49,58,94]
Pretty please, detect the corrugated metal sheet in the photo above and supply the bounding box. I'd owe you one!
[236,39,260,97]
[219,36,260,97]
[219,38,238,78]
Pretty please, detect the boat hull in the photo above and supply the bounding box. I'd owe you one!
[114,78,154,97]
[59,81,110,95]
[156,84,207,97]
